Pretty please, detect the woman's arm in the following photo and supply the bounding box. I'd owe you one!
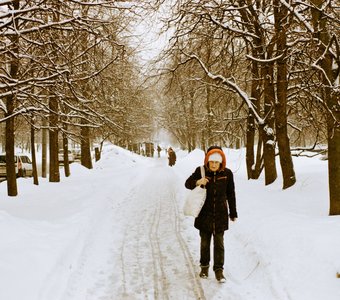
[185,166,201,190]
[226,169,238,219]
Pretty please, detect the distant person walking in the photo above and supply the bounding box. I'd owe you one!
[185,146,238,283]
[167,147,176,166]
[157,145,162,158]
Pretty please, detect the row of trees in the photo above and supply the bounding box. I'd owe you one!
[155,1,339,215]
[0,1,155,196]
[1,1,338,215]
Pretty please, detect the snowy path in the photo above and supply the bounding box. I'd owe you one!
[61,159,208,299]
[61,157,280,300]
[117,163,205,299]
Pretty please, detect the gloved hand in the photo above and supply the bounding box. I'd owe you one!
[196,177,209,186]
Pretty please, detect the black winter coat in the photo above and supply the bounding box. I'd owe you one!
[185,166,238,233]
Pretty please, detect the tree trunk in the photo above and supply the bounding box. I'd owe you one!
[188,92,196,151]
[5,0,20,196]
[30,119,39,185]
[327,90,340,215]
[246,57,260,179]
[49,98,60,182]
[5,97,17,196]
[190,96,196,150]
[62,130,70,177]
[246,113,255,179]
[311,0,340,215]
[61,112,70,177]
[206,84,214,146]
[1,123,5,153]
[262,64,277,185]
[180,90,192,152]
[274,0,296,189]
[253,135,264,179]
[41,117,47,178]
[48,2,61,182]
[81,124,93,169]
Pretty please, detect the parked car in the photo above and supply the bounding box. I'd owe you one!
[0,154,33,178]
[71,149,81,160]
[58,149,75,164]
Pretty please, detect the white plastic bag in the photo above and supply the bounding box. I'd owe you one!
[183,166,206,217]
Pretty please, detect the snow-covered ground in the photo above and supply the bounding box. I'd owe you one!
[0,144,339,300]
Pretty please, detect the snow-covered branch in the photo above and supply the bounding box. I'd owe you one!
[279,0,314,33]
[0,106,45,123]
[188,53,264,125]
[246,53,284,63]
[206,14,260,40]
[311,35,337,87]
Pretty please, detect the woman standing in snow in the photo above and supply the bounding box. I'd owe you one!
[168,147,176,166]
[185,146,238,282]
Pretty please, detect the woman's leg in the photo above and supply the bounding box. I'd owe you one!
[199,230,212,266]
[213,232,224,271]
[199,230,212,277]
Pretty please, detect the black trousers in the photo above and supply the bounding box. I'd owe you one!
[199,230,224,271]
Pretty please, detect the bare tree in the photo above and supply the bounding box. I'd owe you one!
[4,0,20,196]
[309,0,340,215]
[159,1,280,185]
[154,0,339,211]
[273,0,296,189]
[0,0,152,194]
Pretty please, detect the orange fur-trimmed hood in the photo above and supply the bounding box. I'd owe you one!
[204,146,226,170]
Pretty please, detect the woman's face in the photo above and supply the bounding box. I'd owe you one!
[208,161,220,172]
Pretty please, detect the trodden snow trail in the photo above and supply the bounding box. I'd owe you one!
[62,158,209,300]
[60,156,281,300]
[117,160,206,299]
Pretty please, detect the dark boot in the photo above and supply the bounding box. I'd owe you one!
[215,269,226,283]
[199,265,209,278]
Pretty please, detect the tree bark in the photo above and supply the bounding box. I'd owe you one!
[188,91,196,151]
[81,124,93,169]
[41,117,47,178]
[262,64,277,185]
[49,97,60,182]
[327,89,340,215]
[206,84,214,146]
[62,129,70,177]
[48,1,61,182]
[274,0,296,189]
[241,3,276,184]
[246,107,255,179]
[311,0,340,215]
[5,95,17,196]
[30,119,39,185]
[5,0,20,196]
[254,136,264,179]
[246,56,260,179]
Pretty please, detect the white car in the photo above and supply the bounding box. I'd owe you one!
[0,154,33,177]
[58,149,75,164]
[71,149,81,160]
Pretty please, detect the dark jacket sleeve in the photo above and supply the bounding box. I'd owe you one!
[226,169,238,218]
[185,166,201,190]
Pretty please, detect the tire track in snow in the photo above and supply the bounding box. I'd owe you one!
[148,196,169,300]
[118,162,206,299]
[62,160,207,300]
[169,188,206,300]
[120,187,150,299]
[119,182,169,299]
[154,169,205,299]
